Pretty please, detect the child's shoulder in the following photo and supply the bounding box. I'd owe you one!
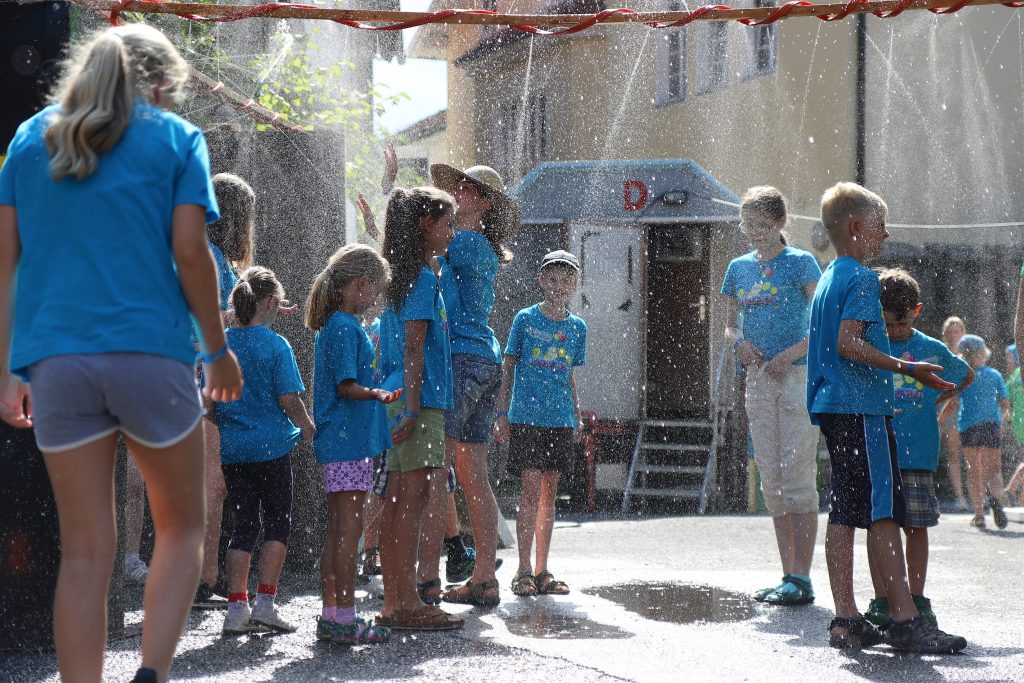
[567,312,587,331]
[907,329,947,353]
[514,303,541,320]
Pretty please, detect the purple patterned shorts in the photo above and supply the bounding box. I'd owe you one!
[321,459,373,493]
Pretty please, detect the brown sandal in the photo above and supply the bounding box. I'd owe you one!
[376,605,464,631]
[535,570,570,595]
[511,571,537,597]
[442,579,501,607]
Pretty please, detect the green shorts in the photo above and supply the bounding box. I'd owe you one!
[386,400,446,473]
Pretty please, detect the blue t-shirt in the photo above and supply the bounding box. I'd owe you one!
[446,231,502,364]
[505,304,587,428]
[379,265,453,410]
[313,312,392,463]
[0,103,219,379]
[721,247,820,364]
[891,331,970,471]
[213,326,304,464]
[210,243,237,310]
[807,256,894,423]
[365,317,382,385]
[958,365,1008,431]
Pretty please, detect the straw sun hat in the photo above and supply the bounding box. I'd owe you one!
[430,164,521,243]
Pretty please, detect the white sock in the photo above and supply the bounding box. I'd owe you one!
[255,592,275,609]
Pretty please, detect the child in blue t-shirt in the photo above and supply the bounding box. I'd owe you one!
[376,187,463,630]
[949,334,1011,529]
[864,268,973,630]
[807,182,965,653]
[208,267,313,636]
[495,250,587,598]
[306,244,399,645]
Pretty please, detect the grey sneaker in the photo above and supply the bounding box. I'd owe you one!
[124,556,148,586]
[251,602,297,633]
[222,604,257,634]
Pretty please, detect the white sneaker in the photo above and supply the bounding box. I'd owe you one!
[251,602,297,633]
[124,556,149,585]
[222,604,256,634]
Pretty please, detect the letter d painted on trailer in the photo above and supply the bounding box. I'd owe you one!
[624,180,648,212]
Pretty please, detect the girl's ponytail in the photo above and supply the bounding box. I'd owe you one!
[231,266,284,325]
[305,244,390,331]
[382,187,455,312]
[45,24,189,181]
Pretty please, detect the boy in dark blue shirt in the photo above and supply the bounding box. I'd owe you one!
[807,182,966,653]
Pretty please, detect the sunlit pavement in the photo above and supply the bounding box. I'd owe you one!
[5,512,1023,682]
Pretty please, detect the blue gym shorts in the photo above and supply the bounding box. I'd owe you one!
[817,413,907,529]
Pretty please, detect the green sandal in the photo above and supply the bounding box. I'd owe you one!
[763,574,814,606]
[753,575,790,602]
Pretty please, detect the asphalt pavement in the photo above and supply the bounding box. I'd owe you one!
[4,512,1023,682]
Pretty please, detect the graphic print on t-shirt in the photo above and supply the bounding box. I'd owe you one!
[893,350,931,410]
[735,265,780,308]
[527,325,574,372]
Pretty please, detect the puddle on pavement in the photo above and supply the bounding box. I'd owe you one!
[583,583,754,625]
[503,611,630,640]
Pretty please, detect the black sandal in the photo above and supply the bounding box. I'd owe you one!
[417,578,442,606]
[511,571,537,597]
[828,615,884,649]
[535,570,570,595]
[442,579,501,607]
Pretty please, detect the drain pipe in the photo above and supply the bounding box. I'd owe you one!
[855,14,867,185]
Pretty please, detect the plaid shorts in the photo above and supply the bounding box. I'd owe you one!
[902,469,940,528]
[371,455,456,497]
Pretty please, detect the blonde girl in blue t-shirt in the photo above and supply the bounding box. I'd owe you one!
[376,188,464,631]
[720,186,822,606]
[0,25,242,683]
[307,245,399,644]
[210,267,313,636]
[948,335,1012,529]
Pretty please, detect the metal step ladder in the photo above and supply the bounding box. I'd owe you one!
[620,412,726,514]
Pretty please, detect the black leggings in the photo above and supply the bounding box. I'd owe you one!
[222,454,293,553]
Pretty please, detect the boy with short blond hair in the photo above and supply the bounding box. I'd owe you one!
[807,182,967,653]
[863,268,973,630]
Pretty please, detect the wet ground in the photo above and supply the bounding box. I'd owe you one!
[3,512,1024,682]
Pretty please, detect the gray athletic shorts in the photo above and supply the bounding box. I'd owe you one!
[28,353,204,453]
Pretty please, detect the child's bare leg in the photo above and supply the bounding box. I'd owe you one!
[445,491,461,537]
[964,447,986,516]
[453,439,500,588]
[380,469,430,616]
[320,505,339,610]
[944,428,966,502]
[825,523,857,624]
[256,541,287,590]
[332,492,366,610]
[866,519,917,621]
[516,469,542,574]
[791,512,818,576]
[125,454,147,562]
[362,493,383,550]
[415,465,448,590]
[533,470,560,575]
[128,426,206,683]
[43,433,120,683]
[771,514,796,574]
[982,448,1009,505]
[903,527,928,596]
[201,420,225,587]
[866,535,885,598]
[1006,463,1024,504]
[225,549,251,597]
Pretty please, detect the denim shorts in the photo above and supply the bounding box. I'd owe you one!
[29,353,204,453]
[444,354,501,444]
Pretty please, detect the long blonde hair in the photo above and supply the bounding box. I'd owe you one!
[209,173,256,270]
[305,244,391,331]
[45,24,188,181]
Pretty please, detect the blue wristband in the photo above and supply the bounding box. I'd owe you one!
[733,337,745,350]
[199,343,229,365]
[400,410,419,421]
[497,411,509,417]
[905,361,917,376]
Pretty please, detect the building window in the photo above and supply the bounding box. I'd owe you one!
[492,92,548,181]
[695,21,728,95]
[743,0,777,79]
[654,1,687,106]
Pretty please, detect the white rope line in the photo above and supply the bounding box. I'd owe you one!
[710,197,1024,229]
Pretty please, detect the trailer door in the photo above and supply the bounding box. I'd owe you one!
[570,224,644,421]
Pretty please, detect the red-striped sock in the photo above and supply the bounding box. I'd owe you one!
[255,584,277,608]
[228,592,249,604]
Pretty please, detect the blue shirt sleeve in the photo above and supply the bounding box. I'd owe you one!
[997,372,1010,400]
[174,128,219,224]
[399,269,439,323]
[574,318,588,367]
[798,252,822,287]
[841,270,882,322]
[330,321,361,386]
[720,261,738,297]
[937,343,970,387]
[0,135,20,206]
[504,311,525,358]
[274,336,305,397]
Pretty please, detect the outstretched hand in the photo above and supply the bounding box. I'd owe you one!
[371,388,402,404]
[381,142,398,195]
[203,352,244,402]
[909,362,956,392]
[0,374,32,429]
[357,193,380,241]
